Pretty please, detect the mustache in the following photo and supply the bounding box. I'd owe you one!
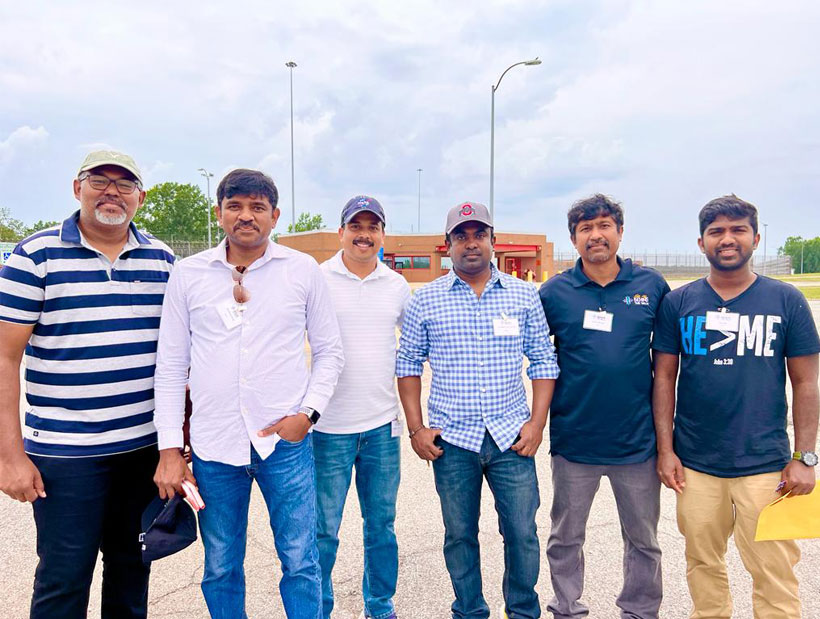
[353,237,374,246]
[234,222,260,232]
[96,197,126,209]
[586,240,609,250]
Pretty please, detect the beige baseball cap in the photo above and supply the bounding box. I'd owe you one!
[445,201,493,235]
[78,150,143,185]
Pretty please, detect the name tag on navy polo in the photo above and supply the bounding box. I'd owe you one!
[583,309,613,332]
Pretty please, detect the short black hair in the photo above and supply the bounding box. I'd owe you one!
[698,194,758,236]
[567,194,624,237]
[216,169,279,209]
[445,224,494,245]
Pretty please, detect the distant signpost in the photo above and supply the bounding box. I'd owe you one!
[1,242,16,265]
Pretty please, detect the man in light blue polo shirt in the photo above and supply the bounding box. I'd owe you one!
[0,150,174,619]
[397,201,559,619]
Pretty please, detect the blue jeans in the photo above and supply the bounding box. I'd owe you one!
[313,423,400,619]
[192,437,321,619]
[432,432,541,619]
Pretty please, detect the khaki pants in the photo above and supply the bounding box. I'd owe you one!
[677,468,801,619]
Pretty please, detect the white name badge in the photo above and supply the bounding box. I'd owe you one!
[493,317,521,336]
[391,418,404,438]
[705,310,739,332]
[583,309,614,332]
[217,302,244,330]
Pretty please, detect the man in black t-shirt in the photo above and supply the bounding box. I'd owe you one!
[540,195,669,619]
[653,195,819,619]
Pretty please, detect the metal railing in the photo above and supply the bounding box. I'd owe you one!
[553,250,792,277]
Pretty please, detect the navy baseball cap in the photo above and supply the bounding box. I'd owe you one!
[139,494,198,563]
[341,195,386,226]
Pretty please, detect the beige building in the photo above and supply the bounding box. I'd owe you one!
[278,230,554,284]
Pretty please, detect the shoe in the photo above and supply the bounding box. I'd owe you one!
[359,612,397,619]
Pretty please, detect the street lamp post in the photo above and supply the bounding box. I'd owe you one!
[286,61,297,232]
[489,57,541,220]
[197,168,214,248]
[417,168,423,233]
[762,222,768,275]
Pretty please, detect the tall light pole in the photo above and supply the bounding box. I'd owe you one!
[762,222,768,275]
[489,57,541,220]
[417,168,423,233]
[286,61,297,232]
[197,168,214,247]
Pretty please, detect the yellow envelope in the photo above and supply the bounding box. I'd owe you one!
[755,487,820,541]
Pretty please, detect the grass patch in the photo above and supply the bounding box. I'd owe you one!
[798,286,820,299]
[774,273,820,281]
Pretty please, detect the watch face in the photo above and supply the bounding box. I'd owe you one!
[804,452,819,467]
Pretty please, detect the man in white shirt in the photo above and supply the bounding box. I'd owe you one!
[152,169,344,619]
[314,196,411,619]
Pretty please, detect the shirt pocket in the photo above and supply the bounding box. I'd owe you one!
[130,276,168,316]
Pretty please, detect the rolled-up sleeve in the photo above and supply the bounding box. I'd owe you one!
[302,260,344,412]
[396,292,428,377]
[523,287,559,380]
[153,263,191,450]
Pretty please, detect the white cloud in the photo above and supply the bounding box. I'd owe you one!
[0,125,48,165]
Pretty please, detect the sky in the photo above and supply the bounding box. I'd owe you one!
[1,0,819,253]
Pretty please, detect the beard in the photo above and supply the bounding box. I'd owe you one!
[705,246,754,271]
[584,241,611,263]
[95,208,127,226]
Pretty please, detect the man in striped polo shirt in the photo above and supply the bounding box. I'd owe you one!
[0,150,174,619]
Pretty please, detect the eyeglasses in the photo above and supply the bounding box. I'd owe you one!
[231,266,251,305]
[78,172,142,194]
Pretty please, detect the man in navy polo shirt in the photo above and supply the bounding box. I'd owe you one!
[0,150,174,618]
[653,195,819,618]
[539,194,669,619]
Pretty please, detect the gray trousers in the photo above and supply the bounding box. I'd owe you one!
[546,455,662,619]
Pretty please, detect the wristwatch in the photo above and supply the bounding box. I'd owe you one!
[792,451,819,467]
[298,406,321,425]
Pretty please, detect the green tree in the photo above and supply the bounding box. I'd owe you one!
[287,212,324,233]
[133,182,219,242]
[779,236,820,274]
[0,207,26,241]
[24,220,60,236]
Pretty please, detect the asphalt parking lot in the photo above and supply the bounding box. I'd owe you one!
[1,299,818,618]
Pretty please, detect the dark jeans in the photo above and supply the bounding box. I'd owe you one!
[29,446,159,619]
[433,432,541,619]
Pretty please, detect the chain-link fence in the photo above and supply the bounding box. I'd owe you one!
[554,250,792,277]
[165,240,212,259]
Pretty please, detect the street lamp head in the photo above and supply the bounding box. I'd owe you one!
[286,61,297,68]
[524,57,542,66]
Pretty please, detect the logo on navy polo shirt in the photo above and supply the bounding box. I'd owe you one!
[622,294,649,306]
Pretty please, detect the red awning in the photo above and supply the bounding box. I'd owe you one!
[435,244,540,252]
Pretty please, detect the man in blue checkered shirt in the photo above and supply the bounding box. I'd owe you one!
[397,201,559,619]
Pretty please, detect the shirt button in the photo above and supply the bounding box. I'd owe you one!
[477,336,483,341]
[242,348,249,354]
[241,407,248,414]
[479,361,484,366]
[241,378,247,385]
[480,388,487,393]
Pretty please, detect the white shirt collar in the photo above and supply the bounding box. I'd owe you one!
[328,249,389,282]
